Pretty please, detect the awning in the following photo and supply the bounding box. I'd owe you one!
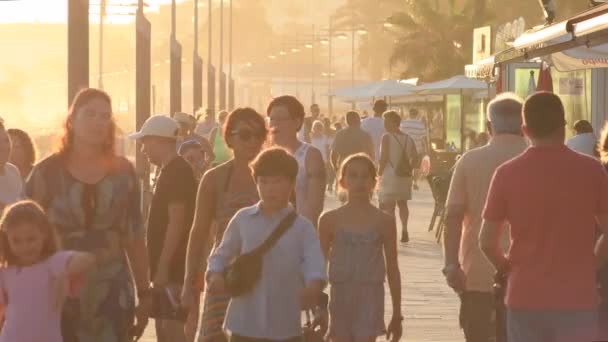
[550,43,608,71]
[465,55,496,79]
[495,4,608,64]
[330,79,417,99]
[413,75,488,96]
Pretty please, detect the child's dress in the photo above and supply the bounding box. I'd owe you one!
[0,251,74,342]
[328,226,386,339]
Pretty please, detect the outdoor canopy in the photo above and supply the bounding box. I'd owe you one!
[330,79,417,100]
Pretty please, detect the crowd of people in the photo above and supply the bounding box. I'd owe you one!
[0,90,422,342]
[1,86,608,342]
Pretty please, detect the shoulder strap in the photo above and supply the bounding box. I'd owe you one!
[253,211,297,256]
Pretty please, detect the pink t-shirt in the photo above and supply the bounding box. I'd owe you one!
[0,251,74,342]
[483,145,608,310]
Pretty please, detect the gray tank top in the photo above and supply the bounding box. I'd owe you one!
[328,227,386,284]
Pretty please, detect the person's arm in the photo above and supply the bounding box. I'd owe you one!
[595,215,608,266]
[378,134,390,176]
[300,220,327,310]
[209,127,218,149]
[442,157,467,292]
[183,171,217,292]
[479,219,509,273]
[330,133,342,172]
[206,213,243,293]
[304,147,326,229]
[318,212,332,260]
[365,134,375,161]
[479,169,510,274]
[383,215,403,342]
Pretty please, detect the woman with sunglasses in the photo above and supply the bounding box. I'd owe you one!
[181,107,268,342]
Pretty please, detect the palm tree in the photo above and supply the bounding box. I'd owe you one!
[388,0,474,82]
[331,0,403,80]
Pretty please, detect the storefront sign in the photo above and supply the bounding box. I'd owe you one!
[558,78,584,95]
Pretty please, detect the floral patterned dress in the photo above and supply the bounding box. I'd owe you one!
[25,154,143,342]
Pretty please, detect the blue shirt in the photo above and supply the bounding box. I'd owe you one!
[207,202,326,340]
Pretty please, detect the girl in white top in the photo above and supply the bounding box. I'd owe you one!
[378,111,418,243]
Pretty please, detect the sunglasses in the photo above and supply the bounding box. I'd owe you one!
[231,129,265,142]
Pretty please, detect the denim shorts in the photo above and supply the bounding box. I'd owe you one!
[507,308,598,342]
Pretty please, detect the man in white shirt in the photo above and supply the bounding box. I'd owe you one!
[361,99,388,164]
[566,120,598,157]
[401,108,428,190]
[0,122,23,212]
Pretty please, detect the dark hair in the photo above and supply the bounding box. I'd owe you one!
[0,200,60,267]
[409,108,419,118]
[311,104,320,110]
[573,120,594,135]
[345,111,361,126]
[57,88,116,157]
[250,147,298,182]
[223,107,268,148]
[267,96,306,130]
[7,129,38,168]
[339,153,377,186]
[523,92,566,138]
[373,100,388,115]
[383,110,402,127]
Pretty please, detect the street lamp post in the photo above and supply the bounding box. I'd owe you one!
[219,0,226,110]
[68,0,90,105]
[228,0,234,110]
[193,0,203,112]
[207,0,215,113]
[135,0,151,198]
[98,0,106,89]
[169,0,182,115]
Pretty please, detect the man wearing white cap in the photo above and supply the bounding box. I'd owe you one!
[129,115,197,342]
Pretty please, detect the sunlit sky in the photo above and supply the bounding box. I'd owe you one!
[0,0,197,24]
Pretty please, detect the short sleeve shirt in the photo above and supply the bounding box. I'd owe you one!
[332,127,374,164]
[0,251,74,342]
[483,145,608,310]
[147,156,197,283]
[0,163,22,210]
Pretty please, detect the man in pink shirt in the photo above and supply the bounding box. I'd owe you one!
[480,92,608,342]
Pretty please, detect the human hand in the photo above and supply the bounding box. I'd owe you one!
[312,308,328,337]
[445,267,466,294]
[130,296,151,341]
[386,315,403,342]
[300,286,321,311]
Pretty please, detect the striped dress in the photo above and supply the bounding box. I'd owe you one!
[328,227,386,339]
[199,163,259,342]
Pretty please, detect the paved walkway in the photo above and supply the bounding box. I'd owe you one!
[141,183,464,341]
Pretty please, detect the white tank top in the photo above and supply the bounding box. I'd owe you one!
[294,141,310,214]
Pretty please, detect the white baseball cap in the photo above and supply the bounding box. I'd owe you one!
[128,115,179,140]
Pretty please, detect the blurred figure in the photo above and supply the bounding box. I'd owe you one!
[195,108,217,138]
[209,110,233,167]
[174,112,215,165]
[299,103,322,143]
[268,96,326,227]
[401,108,428,190]
[597,122,608,339]
[330,111,375,177]
[179,140,209,182]
[566,119,598,157]
[480,92,608,342]
[311,120,330,166]
[378,111,418,243]
[7,128,37,180]
[0,122,23,213]
[361,100,388,163]
[444,93,527,342]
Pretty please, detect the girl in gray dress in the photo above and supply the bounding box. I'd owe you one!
[319,154,403,342]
